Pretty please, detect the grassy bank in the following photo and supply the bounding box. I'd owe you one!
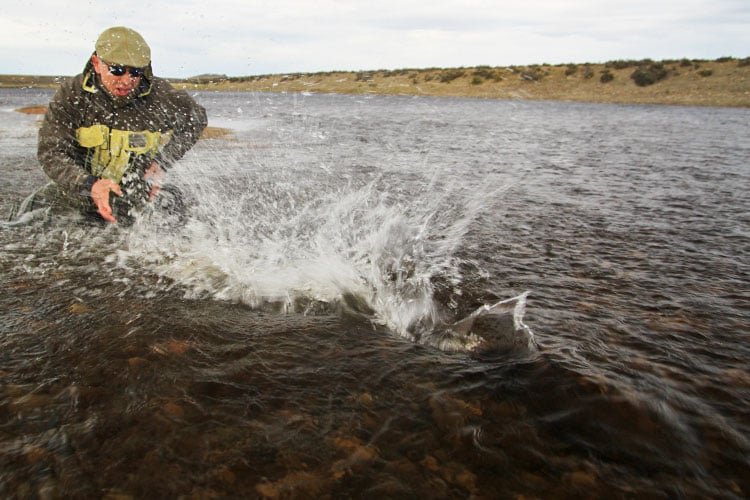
[179,58,750,108]
[3,57,749,107]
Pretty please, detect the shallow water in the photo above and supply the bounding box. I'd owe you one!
[1,87,749,498]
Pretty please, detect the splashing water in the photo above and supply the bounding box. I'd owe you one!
[123,149,520,347]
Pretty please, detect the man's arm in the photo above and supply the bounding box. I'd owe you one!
[153,81,208,170]
[37,79,123,223]
[37,79,97,197]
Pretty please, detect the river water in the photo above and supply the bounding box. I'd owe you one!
[1,87,748,498]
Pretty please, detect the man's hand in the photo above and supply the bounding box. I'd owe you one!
[144,162,165,200]
[90,178,122,223]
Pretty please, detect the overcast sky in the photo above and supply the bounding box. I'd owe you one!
[1,0,748,78]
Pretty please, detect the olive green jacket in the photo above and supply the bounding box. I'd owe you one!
[37,59,208,197]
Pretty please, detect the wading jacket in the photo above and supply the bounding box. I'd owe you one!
[37,59,208,198]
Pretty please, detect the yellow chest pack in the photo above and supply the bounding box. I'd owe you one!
[76,124,162,184]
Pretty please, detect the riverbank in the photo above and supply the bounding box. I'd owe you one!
[3,58,749,107]
[180,58,750,108]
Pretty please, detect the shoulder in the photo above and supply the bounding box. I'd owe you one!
[149,76,192,99]
[149,75,175,91]
[48,73,92,108]
[147,76,205,111]
[51,74,84,96]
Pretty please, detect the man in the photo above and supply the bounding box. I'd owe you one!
[18,26,207,225]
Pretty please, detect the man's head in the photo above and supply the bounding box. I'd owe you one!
[92,27,151,98]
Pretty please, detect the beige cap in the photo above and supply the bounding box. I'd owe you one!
[95,26,151,67]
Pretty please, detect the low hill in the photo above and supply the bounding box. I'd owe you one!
[3,58,749,107]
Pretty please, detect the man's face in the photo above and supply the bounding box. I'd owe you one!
[92,55,142,98]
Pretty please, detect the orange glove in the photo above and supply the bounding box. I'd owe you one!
[90,178,122,224]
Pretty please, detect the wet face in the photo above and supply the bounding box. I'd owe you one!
[91,55,143,98]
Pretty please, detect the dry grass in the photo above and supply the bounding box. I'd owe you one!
[15,106,47,114]
[176,59,750,108]
[4,58,749,107]
[199,126,234,140]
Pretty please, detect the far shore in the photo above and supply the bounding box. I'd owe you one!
[3,57,749,108]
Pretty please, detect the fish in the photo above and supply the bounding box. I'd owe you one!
[426,292,537,353]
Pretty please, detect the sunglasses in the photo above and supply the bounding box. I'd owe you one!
[105,64,145,78]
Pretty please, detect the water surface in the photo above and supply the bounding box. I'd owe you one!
[1,88,749,498]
